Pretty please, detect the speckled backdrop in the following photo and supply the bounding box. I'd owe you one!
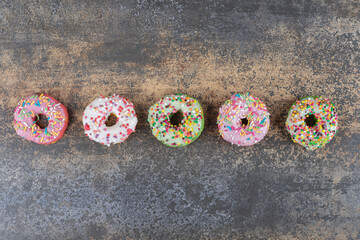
[0,0,359,239]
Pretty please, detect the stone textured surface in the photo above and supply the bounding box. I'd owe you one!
[0,0,359,239]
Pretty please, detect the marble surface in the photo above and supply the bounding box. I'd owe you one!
[0,0,359,239]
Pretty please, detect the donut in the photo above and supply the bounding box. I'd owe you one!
[82,95,138,146]
[13,94,69,144]
[148,94,204,147]
[286,96,338,150]
[217,93,270,146]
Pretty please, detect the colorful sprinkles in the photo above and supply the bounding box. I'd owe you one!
[217,93,270,146]
[13,94,68,144]
[286,96,339,150]
[82,94,138,146]
[147,94,204,147]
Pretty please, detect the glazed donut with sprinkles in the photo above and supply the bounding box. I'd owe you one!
[217,93,270,146]
[13,94,69,144]
[148,94,204,147]
[286,96,338,150]
[82,94,138,146]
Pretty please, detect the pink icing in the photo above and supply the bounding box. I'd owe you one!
[13,94,69,144]
[217,93,270,146]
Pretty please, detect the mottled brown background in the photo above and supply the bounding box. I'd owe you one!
[0,0,359,239]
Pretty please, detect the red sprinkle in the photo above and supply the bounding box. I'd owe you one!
[127,129,133,135]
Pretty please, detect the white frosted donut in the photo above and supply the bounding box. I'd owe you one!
[82,95,138,146]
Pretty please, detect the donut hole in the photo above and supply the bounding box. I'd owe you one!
[240,118,249,127]
[35,114,49,129]
[305,114,317,127]
[105,113,118,127]
[170,110,184,127]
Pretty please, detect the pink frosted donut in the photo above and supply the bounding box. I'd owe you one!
[217,93,270,146]
[13,94,69,144]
